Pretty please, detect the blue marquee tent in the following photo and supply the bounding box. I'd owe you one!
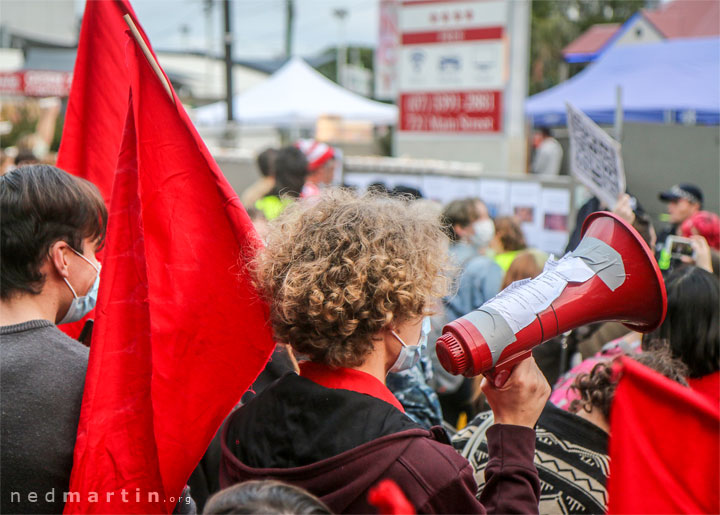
[526,37,720,126]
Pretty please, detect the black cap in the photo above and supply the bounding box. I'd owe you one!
[658,184,703,205]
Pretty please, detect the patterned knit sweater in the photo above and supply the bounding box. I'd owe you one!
[453,402,609,514]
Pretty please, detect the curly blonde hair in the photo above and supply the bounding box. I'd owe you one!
[253,188,451,368]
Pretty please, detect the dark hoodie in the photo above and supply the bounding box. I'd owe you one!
[221,369,539,514]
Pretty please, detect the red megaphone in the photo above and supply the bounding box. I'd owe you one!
[435,211,667,380]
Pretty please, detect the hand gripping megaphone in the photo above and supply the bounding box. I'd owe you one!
[435,211,667,381]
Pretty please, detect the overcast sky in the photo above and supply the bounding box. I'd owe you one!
[75,0,380,59]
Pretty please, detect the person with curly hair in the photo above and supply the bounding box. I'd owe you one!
[454,349,688,515]
[220,189,551,514]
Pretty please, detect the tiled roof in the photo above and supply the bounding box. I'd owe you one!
[642,0,720,38]
[562,23,620,57]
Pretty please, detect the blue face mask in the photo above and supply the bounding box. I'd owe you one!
[58,248,101,325]
[389,317,431,373]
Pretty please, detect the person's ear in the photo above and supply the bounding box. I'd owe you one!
[48,241,71,279]
[454,223,470,238]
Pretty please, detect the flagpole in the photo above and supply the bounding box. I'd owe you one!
[123,14,175,103]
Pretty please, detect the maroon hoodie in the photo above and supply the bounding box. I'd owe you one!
[220,369,539,514]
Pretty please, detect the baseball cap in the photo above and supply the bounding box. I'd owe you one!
[295,139,334,171]
[658,184,703,205]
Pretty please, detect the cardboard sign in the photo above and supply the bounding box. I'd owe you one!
[566,102,625,209]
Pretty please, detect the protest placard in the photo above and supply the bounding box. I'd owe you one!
[566,102,625,209]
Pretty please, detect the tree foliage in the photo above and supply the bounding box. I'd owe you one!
[530,0,647,94]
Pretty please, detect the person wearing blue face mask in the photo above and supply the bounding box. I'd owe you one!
[0,165,107,514]
[386,317,445,428]
[221,189,550,514]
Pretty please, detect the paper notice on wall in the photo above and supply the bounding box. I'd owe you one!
[422,175,479,203]
[540,188,571,255]
[343,173,425,196]
[509,181,543,248]
[478,179,510,218]
[566,102,625,210]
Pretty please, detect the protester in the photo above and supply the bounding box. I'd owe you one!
[295,139,335,199]
[220,189,550,513]
[530,126,563,176]
[0,165,106,514]
[385,317,445,429]
[254,145,308,221]
[441,198,502,319]
[436,198,502,427]
[491,216,527,272]
[679,210,720,250]
[204,480,331,515]
[240,147,277,207]
[657,183,703,248]
[454,349,688,514]
[643,265,719,403]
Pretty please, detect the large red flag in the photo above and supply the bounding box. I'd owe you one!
[56,0,147,340]
[607,357,720,514]
[64,34,275,513]
[57,0,143,203]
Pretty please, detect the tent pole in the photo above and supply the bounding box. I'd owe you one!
[614,85,623,143]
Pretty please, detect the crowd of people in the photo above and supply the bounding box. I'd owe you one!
[1,145,718,514]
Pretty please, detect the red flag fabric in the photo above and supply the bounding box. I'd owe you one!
[607,357,720,514]
[56,0,146,340]
[64,35,275,513]
[57,0,143,203]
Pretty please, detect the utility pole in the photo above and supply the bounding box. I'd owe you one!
[223,0,233,123]
[332,8,348,85]
[285,0,294,59]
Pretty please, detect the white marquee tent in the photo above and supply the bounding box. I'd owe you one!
[194,57,398,127]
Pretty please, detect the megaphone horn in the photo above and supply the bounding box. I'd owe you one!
[435,211,667,379]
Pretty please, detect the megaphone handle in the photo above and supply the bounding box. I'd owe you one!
[484,350,533,388]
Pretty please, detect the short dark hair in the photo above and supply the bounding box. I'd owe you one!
[570,348,688,420]
[203,480,331,515]
[442,198,479,242]
[642,266,719,378]
[0,165,107,300]
[256,147,277,178]
[270,146,308,199]
[538,126,552,138]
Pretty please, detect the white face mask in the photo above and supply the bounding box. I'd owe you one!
[471,219,495,249]
[58,247,101,325]
[389,317,431,373]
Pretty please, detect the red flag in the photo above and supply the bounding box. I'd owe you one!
[607,357,720,514]
[64,34,275,513]
[57,0,144,203]
[56,0,148,340]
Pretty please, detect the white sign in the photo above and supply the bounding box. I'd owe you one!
[397,0,508,133]
[566,102,625,209]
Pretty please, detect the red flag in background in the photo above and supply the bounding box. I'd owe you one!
[607,357,720,514]
[64,33,276,514]
[56,0,146,340]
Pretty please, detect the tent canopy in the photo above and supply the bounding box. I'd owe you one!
[526,37,720,126]
[194,57,397,127]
